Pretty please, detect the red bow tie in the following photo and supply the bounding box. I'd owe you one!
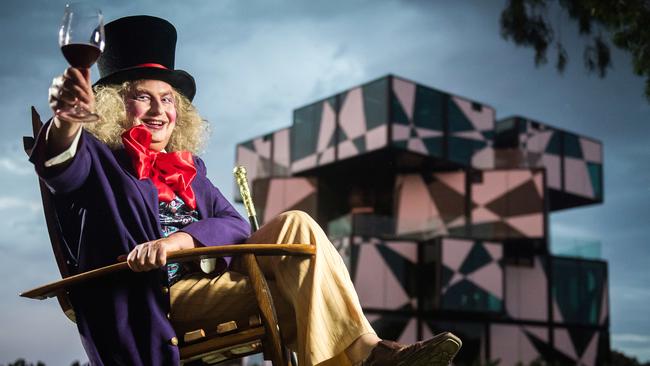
[121,125,197,209]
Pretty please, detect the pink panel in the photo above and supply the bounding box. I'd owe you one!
[506,170,534,192]
[472,171,508,205]
[392,77,416,120]
[467,262,502,299]
[407,138,428,154]
[415,128,443,138]
[580,333,599,366]
[472,207,501,224]
[471,146,494,169]
[505,257,547,321]
[446,272,464,290]
[492,325,546,366]
[365,314,380,323]
[339,87,366,140]
[542,154,562,189]
[384,264,413,309]
[338,139,358,160]
[398,318,418,344]
[505,213,543,237]
[523,326,548,342]
[354,245,411,309]
[385,241,418,263]
[318,146,335,165]
[396,175,440,235]
[291,154,317,173]
[434,172,465,195]
[484,242,502,261]
[273,129,290,168]
[564,157,594,198]
[442,238,474,272]
[355,245,388,308]
[422,323,434,340]
[526,130,553,155]
[519,328,544,364]
[451,96,494,131]
[253,138,271,159]
[317,102,336,152]
[447,215,465,229]
[392,124,410,141]
[452,130,485,141]
[579,137,602,163]
[263,179,315,221]
[237,146,266,182]
[533,171,544,197]
[600,279,609,325]
[490,325,522,366]
[365,125,388,151]
[554,328,578,360]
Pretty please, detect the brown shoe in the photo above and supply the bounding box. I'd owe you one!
[362,332,462,366]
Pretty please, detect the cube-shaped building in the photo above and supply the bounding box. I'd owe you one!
[235,75,609,365]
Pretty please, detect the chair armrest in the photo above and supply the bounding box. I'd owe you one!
[20,244,315,300]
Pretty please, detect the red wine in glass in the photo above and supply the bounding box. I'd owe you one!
[61,43,102,68]
[57,3,105,122]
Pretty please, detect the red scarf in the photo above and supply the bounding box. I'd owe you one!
[121,125,197,209]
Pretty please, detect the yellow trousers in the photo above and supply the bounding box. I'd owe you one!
[170,211,376,366]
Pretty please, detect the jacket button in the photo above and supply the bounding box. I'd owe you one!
[167,313,171,319]
[162,286,169,294]
[169,337,178,346]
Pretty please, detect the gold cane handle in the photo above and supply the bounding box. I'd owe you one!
[233,166,260,231]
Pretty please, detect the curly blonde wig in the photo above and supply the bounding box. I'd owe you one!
[86,81,209,154]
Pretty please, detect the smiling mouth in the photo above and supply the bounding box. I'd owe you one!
[141,120,167,130]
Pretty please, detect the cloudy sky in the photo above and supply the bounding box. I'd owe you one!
[1,0,648,364]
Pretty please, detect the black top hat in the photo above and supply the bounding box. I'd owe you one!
[95,15,196,101]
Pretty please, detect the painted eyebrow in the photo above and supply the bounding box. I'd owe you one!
[131,88,173,97]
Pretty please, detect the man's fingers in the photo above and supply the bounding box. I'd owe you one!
[155,245,167,267]
[126,248,141,272]
[127,241,169,272]
[137,245,149,268]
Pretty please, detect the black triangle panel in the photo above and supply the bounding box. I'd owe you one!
[375,244,419,298]
[459,242,493,275]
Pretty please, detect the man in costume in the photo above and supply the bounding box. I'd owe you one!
[32,15,461,366]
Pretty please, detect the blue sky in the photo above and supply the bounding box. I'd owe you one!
[0,0,648,364]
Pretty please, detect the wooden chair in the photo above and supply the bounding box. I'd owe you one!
[21,107,314,365]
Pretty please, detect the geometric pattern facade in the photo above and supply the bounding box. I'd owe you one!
[552,257,609,327]
[491,324,549,366]
[235,128,291,202]
[251,177,317,225]
[342,236,418,311]
[391,76,496,169]
[439,238,503,313]
[337,236,504,314]
[505,256,549,321]
[552,328,610,366]
[495,116,604,210]
[236,74,609,366]
[470,169,545,240]
[394,170,545,241]
[237,75,497,179]
[394,172,466,238]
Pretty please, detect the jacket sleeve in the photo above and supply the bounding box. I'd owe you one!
[180,157,251,248]
[29,120,92,195]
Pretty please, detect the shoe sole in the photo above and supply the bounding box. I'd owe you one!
[397,332,462,366]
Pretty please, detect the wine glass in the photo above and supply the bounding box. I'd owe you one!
[58,3,105,122]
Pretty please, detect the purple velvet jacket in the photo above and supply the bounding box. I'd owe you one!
[30,122,250,366]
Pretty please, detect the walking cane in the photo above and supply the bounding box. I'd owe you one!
[233,166,260,231]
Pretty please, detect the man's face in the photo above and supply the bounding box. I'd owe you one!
[125,79,177,151]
